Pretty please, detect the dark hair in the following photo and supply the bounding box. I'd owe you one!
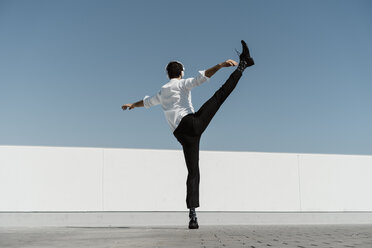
[166,61,183,79]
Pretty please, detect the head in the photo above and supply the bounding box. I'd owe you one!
[165,61,184,79]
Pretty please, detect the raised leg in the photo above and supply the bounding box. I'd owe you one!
[194,69,243,135]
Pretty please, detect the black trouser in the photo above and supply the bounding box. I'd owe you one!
[173,69,243,209]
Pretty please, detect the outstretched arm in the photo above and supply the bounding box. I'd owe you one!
[182,59,238,90]
[205,59,238,78]
[122,90,161,111]
[121,100,144,110]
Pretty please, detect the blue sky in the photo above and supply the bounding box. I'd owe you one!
[1,0,371,155]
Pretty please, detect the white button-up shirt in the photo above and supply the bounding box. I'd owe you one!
[143,70,210,132]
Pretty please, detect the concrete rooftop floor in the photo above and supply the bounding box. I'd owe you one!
[1,224,372,248]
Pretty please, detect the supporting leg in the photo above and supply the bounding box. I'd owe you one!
[182,136,201,209]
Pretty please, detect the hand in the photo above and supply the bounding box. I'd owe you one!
[221,59,238,67]
[121,103,135,110]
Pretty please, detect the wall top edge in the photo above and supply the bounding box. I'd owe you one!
[0,145,371,158]
[1,211,372,213]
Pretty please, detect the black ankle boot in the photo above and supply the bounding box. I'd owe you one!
[236,40,254,72]
[188,216,199,229]
[188,208,199,229]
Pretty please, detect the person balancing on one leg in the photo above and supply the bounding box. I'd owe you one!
[122,40,254,229]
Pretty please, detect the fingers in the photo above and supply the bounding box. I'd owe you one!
[230,60,238,66]
[121,104,131,110]
[226,59,238,66]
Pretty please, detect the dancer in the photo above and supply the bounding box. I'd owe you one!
[122,40,254,229]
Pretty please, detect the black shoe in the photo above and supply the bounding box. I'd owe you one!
[188,216,199,229]
[236,40,254,71]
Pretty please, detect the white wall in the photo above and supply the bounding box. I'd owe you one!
[1,145,371,212]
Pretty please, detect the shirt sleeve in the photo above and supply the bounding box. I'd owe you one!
[143,90,161,108]
[181,70,210,91]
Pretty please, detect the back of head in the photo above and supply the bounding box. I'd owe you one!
[166,61,184,79]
